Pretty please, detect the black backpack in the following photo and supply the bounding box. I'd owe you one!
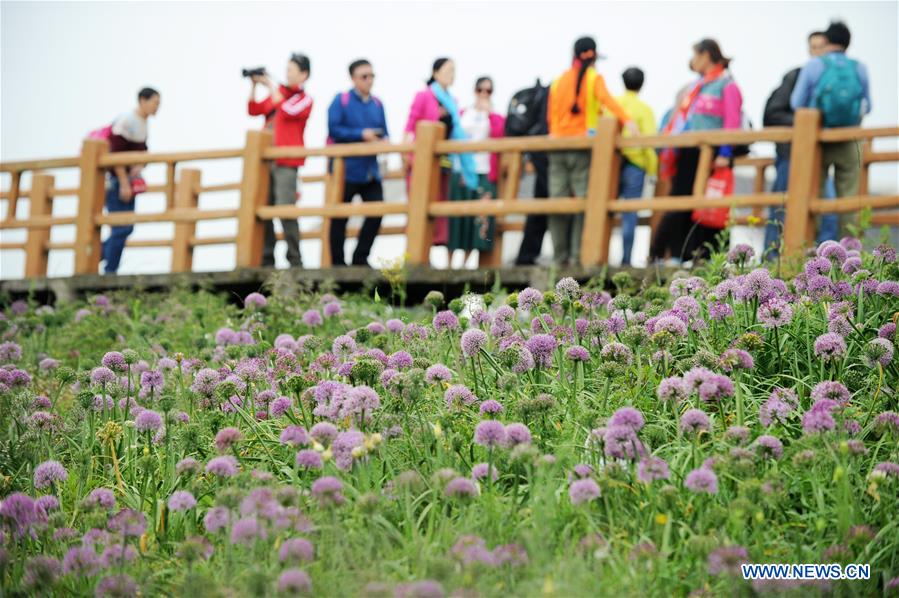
[506,79,549,138]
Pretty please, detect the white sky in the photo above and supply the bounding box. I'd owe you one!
[1,0,897,278]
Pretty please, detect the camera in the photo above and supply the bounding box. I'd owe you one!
[242,67,267,78]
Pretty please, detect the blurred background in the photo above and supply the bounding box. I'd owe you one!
[1,1,897,277]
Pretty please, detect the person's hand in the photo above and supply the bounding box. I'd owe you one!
[625,121,640,137]
[361,128,379,142]
[402,155,412,174]
[714,156,730,169]
[523,159,535,175]
[250,74,264,84]
[119,180,133,202]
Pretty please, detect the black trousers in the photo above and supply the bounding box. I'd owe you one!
[515,153,549,265]
[651,147,720,262]
[330,179,383,266]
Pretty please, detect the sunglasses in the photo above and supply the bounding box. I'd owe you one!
[476,87,493,95]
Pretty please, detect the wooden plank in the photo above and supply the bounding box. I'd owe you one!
[257,203,406,220]
[0,215,82,230]
[865,151,899,163]
[0,156,80,172]
[96,208,237,225]
[4,171,21,222]
[235,130,272,268]
[479,151,520,268]
[809,195,899,214]
[263,141,415,161]
[871,213,899,226]
[24,173,53,277]
[98,148,243,167]
[0,242,26,250]
[691,144,715,198]
[171,169,201,272]
[818,126,899,142]
[199,182,241,193]
[321,157,345,268]
[582,118,620,266]
[165,163,177,210]
[429,198,585,217]
[73,139,109,274]
[405,121,444,265]
[782,109,821,255]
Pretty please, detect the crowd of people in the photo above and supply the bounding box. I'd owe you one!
[95,21,872,274]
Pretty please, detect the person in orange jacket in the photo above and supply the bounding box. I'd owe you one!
[546,36,637,266]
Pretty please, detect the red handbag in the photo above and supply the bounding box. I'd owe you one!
[691,167,733,229]
[129,176,147,195]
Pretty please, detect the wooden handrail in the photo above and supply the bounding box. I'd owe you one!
[1,109,897,279]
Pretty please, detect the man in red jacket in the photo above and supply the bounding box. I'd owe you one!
[248,53,313,268]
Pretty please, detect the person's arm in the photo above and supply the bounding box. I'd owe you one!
[763,70,798,127]
[280,94,313,122]
[790,61,815,110]
[856,61,872,114]
[328,95,363,141]
[594,76,631,125]
[248,94,275,116]
[716,82,743,163]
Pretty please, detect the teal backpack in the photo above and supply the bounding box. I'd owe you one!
[812,55,863,128]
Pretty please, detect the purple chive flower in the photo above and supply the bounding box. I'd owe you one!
[444,384,477,409]
[708,545,749,576]
[203,507,230,533]
[230,517,266,545]
[280,425,310,447]
[474,420,507,447]
[877,281,899,297]
[864,338,894,368]
[0,493,36,537]
[62,545,101,577]
[811,381,850,405]
[279,538,314,564]
[814,333,847,362]
[176,457,201,476]
[101,351,127,372]
[302,310,323,326]
[684,467,718,494]
[879,323,896,340]
[504,423,532,446]
[388,351,414,370]
[609,407,644,432]
[277,569,312,594]
[873,243,896,263]
[242,292,266,309]
[385,318,405,333]
[479,400,504,416]
[214,427,243,453]
[802,406,836,435]
[565,345,590,362]
[205,455,238,477]
[22,555,62,590]
[719,348,754,372]
[90,366,117,385]
[753,435,784,459]
[601,342,633,365]
[653,315,688,337]
[874,411,899,434]
[311,476,345,507]
[424,364,453,383]
[555,277,581,299]
[190,368,220,396]
[135,409,163,433]
[873,462,899,478]
[107,508,147,537]
[323,301,342,318]
[433,310,460,332]
[33,460,67,489]
[270,396,292,418]
[310,422,339,444]
[657,376,687,403]
[517,287,543,311]
[727,244,755,264]
[461,329,488,358]
[636,456,670,483]
[471,463,499,482]
[603,425,645,461]
[139,370,164,397]
[698,375,734,403]
[167,491,197,511]
[757,299,793,328]
[83,488,115,511]
[569,479,601,505]
[296,450,323,470]
[680,409,710,435]
[525,334,557,368]
[709,301,734,321]
[445,477,479,499]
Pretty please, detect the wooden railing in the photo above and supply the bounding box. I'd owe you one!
[1,109,897,278]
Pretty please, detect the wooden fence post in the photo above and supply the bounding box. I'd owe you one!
[581,117,620,266]
[171,168,201,272]
[783,109,821,256]
[24,173,53,278]
[4,172,21,223]
[406,121,444,266]
[235,130,272,268]
[478,151,521,268]
[321,157,345,267]
[73,138,109,275]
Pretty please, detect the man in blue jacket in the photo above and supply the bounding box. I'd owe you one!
[327,59,389,267]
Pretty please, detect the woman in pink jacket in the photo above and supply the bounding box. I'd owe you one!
[404,58,469,266]
[449,76,506,268]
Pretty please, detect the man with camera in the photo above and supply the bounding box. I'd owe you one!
[247,53,313,268]
[326,59,388,267]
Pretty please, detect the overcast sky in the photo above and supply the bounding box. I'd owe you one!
[1,1,897,277]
